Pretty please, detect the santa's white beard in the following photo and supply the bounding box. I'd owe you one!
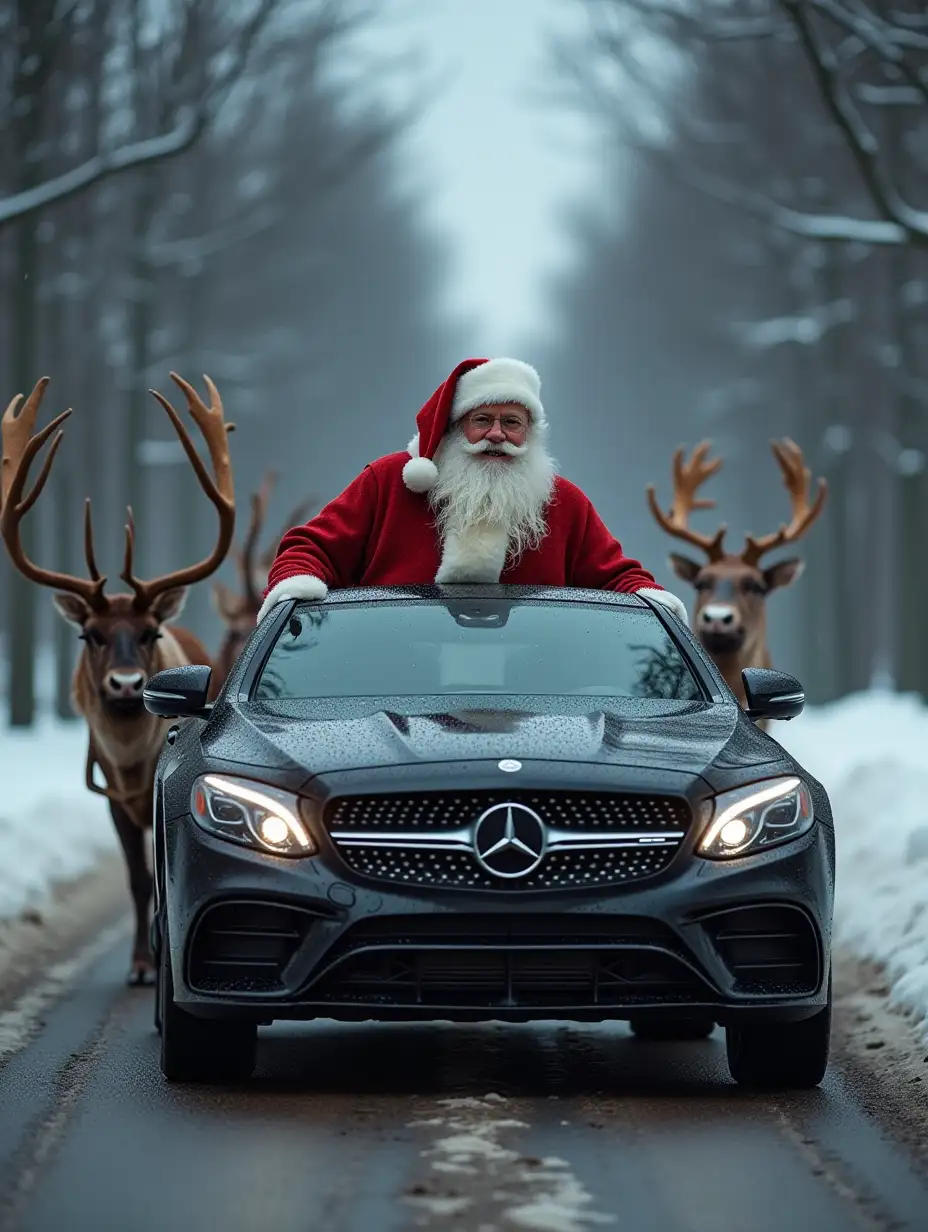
[428,429,557,583]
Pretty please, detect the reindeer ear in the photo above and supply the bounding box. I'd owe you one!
[52,593,93,627]
[150,586,188,623]
[763,558,804,591]
[668,553,703,584]
[211,581,241,622]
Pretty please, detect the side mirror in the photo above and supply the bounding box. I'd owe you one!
[143,664,213,720]
[742,667,805,722]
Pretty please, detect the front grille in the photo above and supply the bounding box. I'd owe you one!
[701,905,821,996]
[311,947,710,1008]
[326,791,691,890]
[187,901,316,994]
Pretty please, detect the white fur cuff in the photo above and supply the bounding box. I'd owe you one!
[637,587,689,627]
[257,574,328,623]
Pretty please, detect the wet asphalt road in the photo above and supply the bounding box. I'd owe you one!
[2,922,928,1232]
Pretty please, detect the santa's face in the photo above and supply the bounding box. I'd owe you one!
[429,404,556,561]
[459,403,529,454]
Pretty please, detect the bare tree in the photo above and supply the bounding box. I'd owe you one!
[0,0,282,230]
[1,0,462,727]
[547,0,928,698]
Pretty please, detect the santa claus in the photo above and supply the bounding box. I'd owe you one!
[258,357,687,624]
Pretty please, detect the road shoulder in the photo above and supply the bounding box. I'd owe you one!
[833,947,928,1173]
[0,855,127,1012]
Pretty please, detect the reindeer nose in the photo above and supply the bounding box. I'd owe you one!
[105,670,146,698]
[700,604,738,630]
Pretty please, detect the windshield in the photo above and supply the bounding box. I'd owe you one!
[253,599,703,702]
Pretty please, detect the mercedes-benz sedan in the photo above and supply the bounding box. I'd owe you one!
[145,586,834,1087]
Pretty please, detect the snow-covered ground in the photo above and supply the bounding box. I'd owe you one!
[777,690,928,1037]
[0,717,116,919]
[0,672,926,1038]
[0,645,116,920]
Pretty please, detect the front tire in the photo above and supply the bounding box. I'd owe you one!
[159,928,257,1083]
[630,1015,715,1042]
[726,976,831,1089]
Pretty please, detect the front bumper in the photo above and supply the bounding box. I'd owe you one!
[160,800,834,1026]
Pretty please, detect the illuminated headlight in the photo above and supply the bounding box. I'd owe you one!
[698,776,814,859]
[190,774,316,858]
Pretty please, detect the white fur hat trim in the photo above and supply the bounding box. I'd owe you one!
[451,358,545,424]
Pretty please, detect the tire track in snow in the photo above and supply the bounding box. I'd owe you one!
[405,1093,614,1230]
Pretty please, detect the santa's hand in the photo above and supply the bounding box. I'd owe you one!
[636,587,689,628]
[257,575,329,623]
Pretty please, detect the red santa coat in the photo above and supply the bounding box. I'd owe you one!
[264,452,662,597]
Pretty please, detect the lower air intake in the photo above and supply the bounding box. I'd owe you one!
[309,942,712,1009]
[187,900,315,994]
[702,904,821,996]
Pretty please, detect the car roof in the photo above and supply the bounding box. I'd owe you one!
[294,585,651,608]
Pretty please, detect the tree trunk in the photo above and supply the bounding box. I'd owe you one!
[54,464,76,720]
[124,170,157,577]
[7,214,40,727]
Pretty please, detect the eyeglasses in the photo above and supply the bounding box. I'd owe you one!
[465,410,528,434]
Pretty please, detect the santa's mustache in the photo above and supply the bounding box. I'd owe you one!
[458,437,528,458]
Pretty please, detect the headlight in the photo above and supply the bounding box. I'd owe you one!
[698,776,814,859]
[190,774,317,858]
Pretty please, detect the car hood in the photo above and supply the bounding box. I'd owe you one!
[204,696,781,783]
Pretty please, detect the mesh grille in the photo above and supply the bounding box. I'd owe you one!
[328,791,689,832]
[340,844,678,890]
[326,791,691,890]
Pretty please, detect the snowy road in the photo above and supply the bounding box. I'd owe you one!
[2,921,928,1232]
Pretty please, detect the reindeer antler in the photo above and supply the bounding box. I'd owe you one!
[1,379,109,611]
[741,438,827,566]
[258,495,319,576]
[238,470,278,609]
[122,372,236,610]
[646,441,727,561]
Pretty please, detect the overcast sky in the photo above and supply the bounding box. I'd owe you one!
[354,0,618,352]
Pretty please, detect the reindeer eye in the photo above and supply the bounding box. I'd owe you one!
[694,578,713,593]
[140,628,163,646]
[742,579,767,596]
[79,629,106,647]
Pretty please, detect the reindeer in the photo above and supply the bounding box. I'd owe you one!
[646,438,826,708]
[211,470,316,685]
[1,373,235,985]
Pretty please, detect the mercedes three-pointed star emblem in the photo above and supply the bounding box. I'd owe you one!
[473,802,546,879]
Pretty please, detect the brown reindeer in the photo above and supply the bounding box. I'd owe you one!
[646,439,826,707]
[211,470,316,685]
[1,373,235,984]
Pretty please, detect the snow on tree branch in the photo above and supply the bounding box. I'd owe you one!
[730,299,857,351]
[0,0,284,232]
[0,108,204,228]
[780,0,928,244]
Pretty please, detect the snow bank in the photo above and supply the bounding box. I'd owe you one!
[0,716,116,920]
[777,690,928,1037]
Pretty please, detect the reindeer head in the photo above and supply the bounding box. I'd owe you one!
[647,439,827,668]
[211,473,316,685]
[1,374,235,719]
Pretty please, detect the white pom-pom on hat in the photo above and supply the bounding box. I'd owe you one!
[402,455,440,493]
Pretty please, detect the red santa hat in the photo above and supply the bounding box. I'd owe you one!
[402,357,546,493]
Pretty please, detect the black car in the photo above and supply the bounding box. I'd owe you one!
[145,585,834,1088]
